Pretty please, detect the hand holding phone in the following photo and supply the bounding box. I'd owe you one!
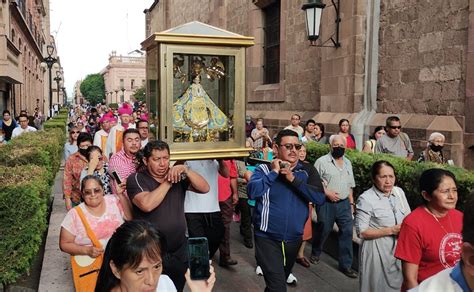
[112,171,122,185]
[187,237,211,280]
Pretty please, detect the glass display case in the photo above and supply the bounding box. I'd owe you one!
[142,21,254,160]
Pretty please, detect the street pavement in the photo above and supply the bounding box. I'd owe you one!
[39,169,358,292]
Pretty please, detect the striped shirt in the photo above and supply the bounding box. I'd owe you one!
[108,149,137,194]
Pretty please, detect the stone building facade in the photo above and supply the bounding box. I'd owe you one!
[73,79,83,105]
[0,0,60,117]
[144,0,474,169]
[101,51,146,105]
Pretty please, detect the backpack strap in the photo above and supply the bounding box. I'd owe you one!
[399,132,409,149]
[75,207,103,249]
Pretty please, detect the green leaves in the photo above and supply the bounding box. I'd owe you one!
[305,141,474,211]
[0,115,66,286]
[80,73,105,105]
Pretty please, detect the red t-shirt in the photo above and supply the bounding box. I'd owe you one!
[218,160,238,202]
[394,206,463,285]
[346,134,356,149]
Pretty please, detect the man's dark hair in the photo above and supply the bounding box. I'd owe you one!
[316,122,325,136]
[306,119,316,127]
[18,114,28,120]
[123,128,140,140]
[143,140,170,158]
[137,119,149,128]
[90,108,98,114]
[386,116,400,126]
[77,132,93,145]
[2,110,10,116]
[463,193,474,244]
[274,129,299,145]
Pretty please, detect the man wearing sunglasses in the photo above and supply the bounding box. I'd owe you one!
[375,116,414,160]
[248,129,326,291]
[411,193,474,291]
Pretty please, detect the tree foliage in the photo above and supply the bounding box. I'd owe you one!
[133,85,146,102]
[80,73,105,105]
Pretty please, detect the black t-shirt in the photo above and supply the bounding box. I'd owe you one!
[127,170,190,252]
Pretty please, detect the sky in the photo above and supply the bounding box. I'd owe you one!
[50,0,153,98]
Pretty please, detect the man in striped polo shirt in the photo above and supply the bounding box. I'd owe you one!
[109,128,141,194]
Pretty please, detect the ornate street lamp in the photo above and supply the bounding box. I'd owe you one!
[302,0,340,48]
[121,87,125,102]
[42,44,58,118]
[62,87,67,105]
[54,70,62,109]
[114,89,119,103]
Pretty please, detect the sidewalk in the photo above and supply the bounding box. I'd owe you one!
[38,169,74,291]
[39,169,358,292]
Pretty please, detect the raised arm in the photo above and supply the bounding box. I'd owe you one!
[285,164,325,205]
[126,172,172,213]
[247,164,278,200]
[168,164,209,194]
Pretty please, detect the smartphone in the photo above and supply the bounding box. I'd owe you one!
[187,237,210,280]
[111,171,122,185]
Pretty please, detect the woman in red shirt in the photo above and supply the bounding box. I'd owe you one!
[338,119,356,149]
[394,169,463,290]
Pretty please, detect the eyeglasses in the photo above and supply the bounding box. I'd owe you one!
[79,144,90,150]
[83,187,103,197]
[19,119,28,123]
[389,126,402,129]
[71,131,80,134]
[279,143,303,151]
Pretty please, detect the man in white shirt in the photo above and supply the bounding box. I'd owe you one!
[184,159,229,259]
[284,114,304,139]
[11,114,37,138]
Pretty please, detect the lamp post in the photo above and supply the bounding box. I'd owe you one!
[114,89,119,103]
[302,0,340,48]
[54,70,62,110]
[42,44,57,118]
[62,87,66,105]
[121,87,125,103]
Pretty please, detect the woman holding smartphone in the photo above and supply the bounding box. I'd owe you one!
[95,220,216,292]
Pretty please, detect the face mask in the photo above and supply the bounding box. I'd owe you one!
[430,144,443,152]
[331,146,345,159]
[79,148,89,157]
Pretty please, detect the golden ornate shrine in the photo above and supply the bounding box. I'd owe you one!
[142,21,255,160]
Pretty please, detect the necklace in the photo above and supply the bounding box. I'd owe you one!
[425,206,453,235]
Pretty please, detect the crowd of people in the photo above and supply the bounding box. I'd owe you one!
[8,101,466,291]
[0,108,46,143]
